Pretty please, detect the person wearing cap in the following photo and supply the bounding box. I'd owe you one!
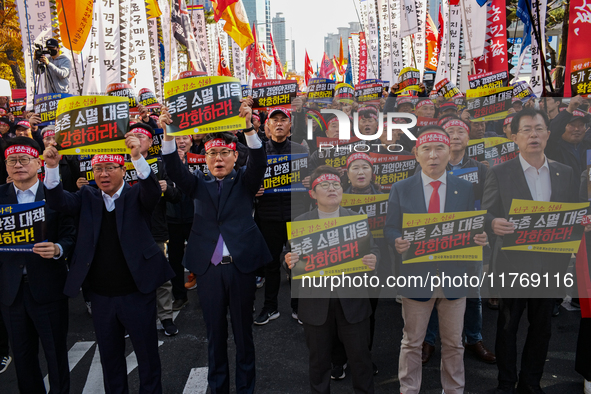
[14,120,32,139]
[43,132,174,393]
[383,82,428,114]
[438,102,458,118]
[396,97,415,113]
[253,106,309,326]
[160,101,271,394]
[0,137,76,394]
[385,125,488,394]
[34,38,71,94]
[130,122,182,336]
[419,118,495,366]
[40,126,81,193]
[0,116,15,139]
[547,95,591,177]
[511,98,524,113]
[283,165,379,394]
[482,108,580,394]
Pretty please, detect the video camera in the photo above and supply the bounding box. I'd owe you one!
[34,44,51,61]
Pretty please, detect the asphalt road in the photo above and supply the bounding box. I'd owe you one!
[0,273,586,394]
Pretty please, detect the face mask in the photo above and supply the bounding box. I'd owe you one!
[49,49,58,56]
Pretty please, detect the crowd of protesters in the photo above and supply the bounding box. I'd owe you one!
[0,77,589,394]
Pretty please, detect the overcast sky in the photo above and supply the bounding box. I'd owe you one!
[268,0,360,73]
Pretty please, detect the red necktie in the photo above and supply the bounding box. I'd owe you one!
[428,181,442,214]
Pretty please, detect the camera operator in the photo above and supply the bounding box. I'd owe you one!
[34,39,71,94]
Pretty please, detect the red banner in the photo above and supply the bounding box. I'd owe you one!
[565,0,591,97]
[425,14,439,72]
[486,0,508,73]
[359,32,368,81]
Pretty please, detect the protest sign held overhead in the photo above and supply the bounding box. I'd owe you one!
[164,76,246,136]
[307,78,336,104]
[251,79,298,110]
[54,96,130,155]
[34,93,72,126]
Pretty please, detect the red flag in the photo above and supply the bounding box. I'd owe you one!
[338,36,344,66]
[304,50,314,85]
[565,0,591,97]
[212,0,238,21]
[425,13,439,72]
[319,52,335,78]
[486,0,507,73]
[246,24,267,78]
[270,32,285,78]
[217,38,232,76]
[576,233,591,318]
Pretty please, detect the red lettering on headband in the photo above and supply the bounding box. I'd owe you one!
[43,129,56,138]
[416,100,434,109]
[416,132,450,147]
[311,173,341,190]
[204,138,237,152]
[443,119,469,133]
[346,152,373,168]
[5,145,39,158]
[91,154,125,166]
[132,127,152,139]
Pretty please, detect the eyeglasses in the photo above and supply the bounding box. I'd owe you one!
[92,165,122,174]
[517,127,547,135]
[316,181,342,190]
[205,150,234,158]
[5,156,35,166]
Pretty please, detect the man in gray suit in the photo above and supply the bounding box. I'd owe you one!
[482,108,582,394]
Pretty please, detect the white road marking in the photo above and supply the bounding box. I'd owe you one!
[43,341,95,391]
[81,345,103,394]
[182,367,209,394]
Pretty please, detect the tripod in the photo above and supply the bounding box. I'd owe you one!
[34,60,57,96]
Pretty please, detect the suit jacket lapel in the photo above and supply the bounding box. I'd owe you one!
[218,170,237,217]
[508,157,533,200]
[4,185,18,204]
[411,172,428,214]
[549,162,561,202]
[204,176,219,211]
[92,191,103,244]
[444,175,457,212]
[35,183,45,202]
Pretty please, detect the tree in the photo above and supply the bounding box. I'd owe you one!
[0,0,26,88]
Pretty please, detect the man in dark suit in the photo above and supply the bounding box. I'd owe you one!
[284,165,379,394]
[384,126,488,394]
[43,133,174,394]
[159,102,271,394]
[0,137,76,393]
[482,108,579,394]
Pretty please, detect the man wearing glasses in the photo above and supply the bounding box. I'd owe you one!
[159,102,271,394]
[482,109,580,394]
[253,107,309,326]
[43,132,174,393]
[0,137,76,393]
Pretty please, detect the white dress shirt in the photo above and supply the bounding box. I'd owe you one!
[161,132,263,257]
[421,171,447,213]
[519,154,551,202]
[45,156,152,212]
[14,180,62,262]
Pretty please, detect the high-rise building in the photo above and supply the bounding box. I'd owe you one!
[291,40,296,72]
[265,0,272,54]
[428,0,441,23]
[272,13,286,65]
[243,0,266,43]
[324,22,362,59]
